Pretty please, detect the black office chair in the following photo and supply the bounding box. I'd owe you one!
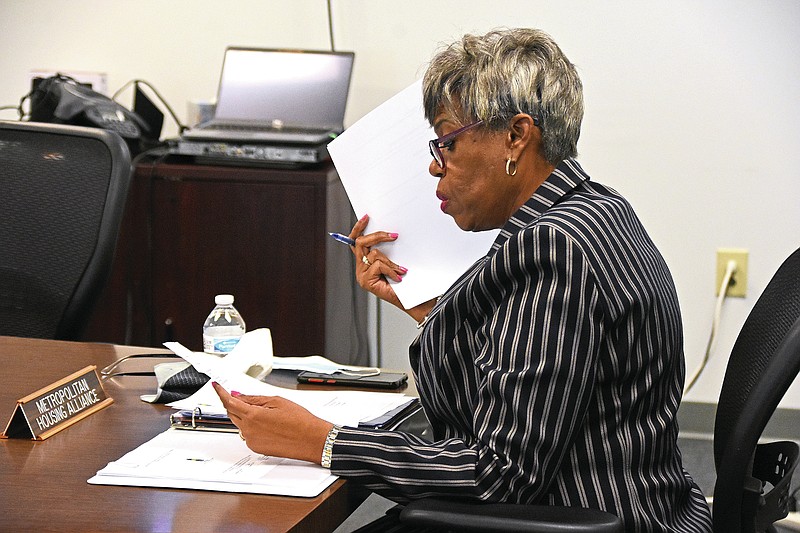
[0,120,132,340]
[712,246,800,533]
[400,247,800,533]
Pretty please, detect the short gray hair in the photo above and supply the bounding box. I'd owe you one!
[423,28,584,164]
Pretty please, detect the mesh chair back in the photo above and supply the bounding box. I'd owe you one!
[714,247,800,458]
[713,246,800,532]
[0,121,131,339]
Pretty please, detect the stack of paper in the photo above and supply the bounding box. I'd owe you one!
[89,428,338,497]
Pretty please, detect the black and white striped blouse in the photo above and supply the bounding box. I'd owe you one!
[331,159,712,532]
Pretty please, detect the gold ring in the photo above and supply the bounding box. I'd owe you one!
[239,430,245,441]
[362,255,370,266]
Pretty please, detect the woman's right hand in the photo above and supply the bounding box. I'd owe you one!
[349,214,407,309]
[348,215,437,324]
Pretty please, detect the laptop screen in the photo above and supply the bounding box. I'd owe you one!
[213,47,355,131]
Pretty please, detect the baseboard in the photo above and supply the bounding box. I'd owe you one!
[678,401,800,441]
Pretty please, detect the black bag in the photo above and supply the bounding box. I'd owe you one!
[28,74,150,142]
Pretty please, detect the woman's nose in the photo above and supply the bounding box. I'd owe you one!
[429,158,445,178]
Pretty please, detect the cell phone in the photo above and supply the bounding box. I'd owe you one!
[297,370,408,389]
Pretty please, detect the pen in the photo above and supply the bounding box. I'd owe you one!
[328,232,356,246]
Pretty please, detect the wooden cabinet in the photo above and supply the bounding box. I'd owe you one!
[82,159,368,365]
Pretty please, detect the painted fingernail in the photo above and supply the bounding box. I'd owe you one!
[399,266,408,273]
[359,213,369,222]
[231,391,242,397]
[389,233,399,239]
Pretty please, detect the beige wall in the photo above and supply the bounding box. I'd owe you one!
[2,0,799,408]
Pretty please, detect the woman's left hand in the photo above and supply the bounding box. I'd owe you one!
[212,382,333,464]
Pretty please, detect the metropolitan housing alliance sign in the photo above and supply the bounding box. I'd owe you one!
[2,366,113,440]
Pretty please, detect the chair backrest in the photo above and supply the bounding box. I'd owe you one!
[713,246,800,532]
[0,120,132,340]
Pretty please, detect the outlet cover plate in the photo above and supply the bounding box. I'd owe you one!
[716,248,748,297]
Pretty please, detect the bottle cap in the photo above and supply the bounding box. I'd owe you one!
[215,294,234,305]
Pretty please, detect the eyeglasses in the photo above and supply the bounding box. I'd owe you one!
[428,119,484,169]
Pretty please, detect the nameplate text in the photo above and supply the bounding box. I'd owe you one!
[1,366,113,440]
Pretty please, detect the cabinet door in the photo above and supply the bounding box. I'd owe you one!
[150,175,326,356]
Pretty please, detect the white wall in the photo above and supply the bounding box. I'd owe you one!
[2,0,798,407]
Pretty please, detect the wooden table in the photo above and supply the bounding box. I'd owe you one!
[0,336,369,532]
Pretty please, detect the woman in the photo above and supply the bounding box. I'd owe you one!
[215,28,712,531]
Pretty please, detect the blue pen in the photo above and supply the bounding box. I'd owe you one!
[329,232,356,246]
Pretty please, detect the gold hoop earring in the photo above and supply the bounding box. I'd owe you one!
[505,158,517,176]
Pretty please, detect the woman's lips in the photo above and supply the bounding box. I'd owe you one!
[437,191,449,213]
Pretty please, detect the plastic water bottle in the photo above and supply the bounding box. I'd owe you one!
[202,294,246,355]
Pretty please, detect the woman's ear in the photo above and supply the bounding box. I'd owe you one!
[507,113,537,149]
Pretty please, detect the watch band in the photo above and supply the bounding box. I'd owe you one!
[321,425,340,468]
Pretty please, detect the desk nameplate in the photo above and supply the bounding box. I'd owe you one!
[1,365,113,440]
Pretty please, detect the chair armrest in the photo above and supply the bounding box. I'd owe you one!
[400,498,624,533]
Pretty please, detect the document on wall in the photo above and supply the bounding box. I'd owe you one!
[165,342,413,428]
[327,80,499,309]
[88,428,337,497]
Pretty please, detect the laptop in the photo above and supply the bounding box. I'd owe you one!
[182,47,355,145]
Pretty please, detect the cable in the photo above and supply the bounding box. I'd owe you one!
[0,104,23,120]
[684,259,737,395]
[326,0,336,51]
[111,78,187,134]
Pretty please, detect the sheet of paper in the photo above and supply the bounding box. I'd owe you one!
[272,354,374,373]
[88,428,337,498]
[165,342,412,427]
[327,80,498,309]
[221,327,273,380]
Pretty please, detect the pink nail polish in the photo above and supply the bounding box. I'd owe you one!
[231,391,242,397]
[389,233,399,239]
[399,266,408,273]
[359,213,369,222]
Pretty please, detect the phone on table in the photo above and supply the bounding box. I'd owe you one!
[297,370,408,389]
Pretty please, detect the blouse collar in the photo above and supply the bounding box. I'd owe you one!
[489,158,590,254]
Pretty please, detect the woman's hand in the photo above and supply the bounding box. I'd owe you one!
[349,214,408,309]
[213,382,333,464]
[349,214,438,324]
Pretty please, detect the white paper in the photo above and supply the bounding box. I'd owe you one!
[221,327,273,380]
[327,80,498,309]
[164,342,412,427]
[272,354,374,373]
[88,428,337,498]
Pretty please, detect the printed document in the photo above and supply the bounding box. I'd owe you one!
[89,428,337,497]
[327,80,499,309]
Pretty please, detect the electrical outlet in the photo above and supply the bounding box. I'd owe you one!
[716,248,748,297]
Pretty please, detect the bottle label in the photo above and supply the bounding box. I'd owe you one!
[203,335,242,354]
